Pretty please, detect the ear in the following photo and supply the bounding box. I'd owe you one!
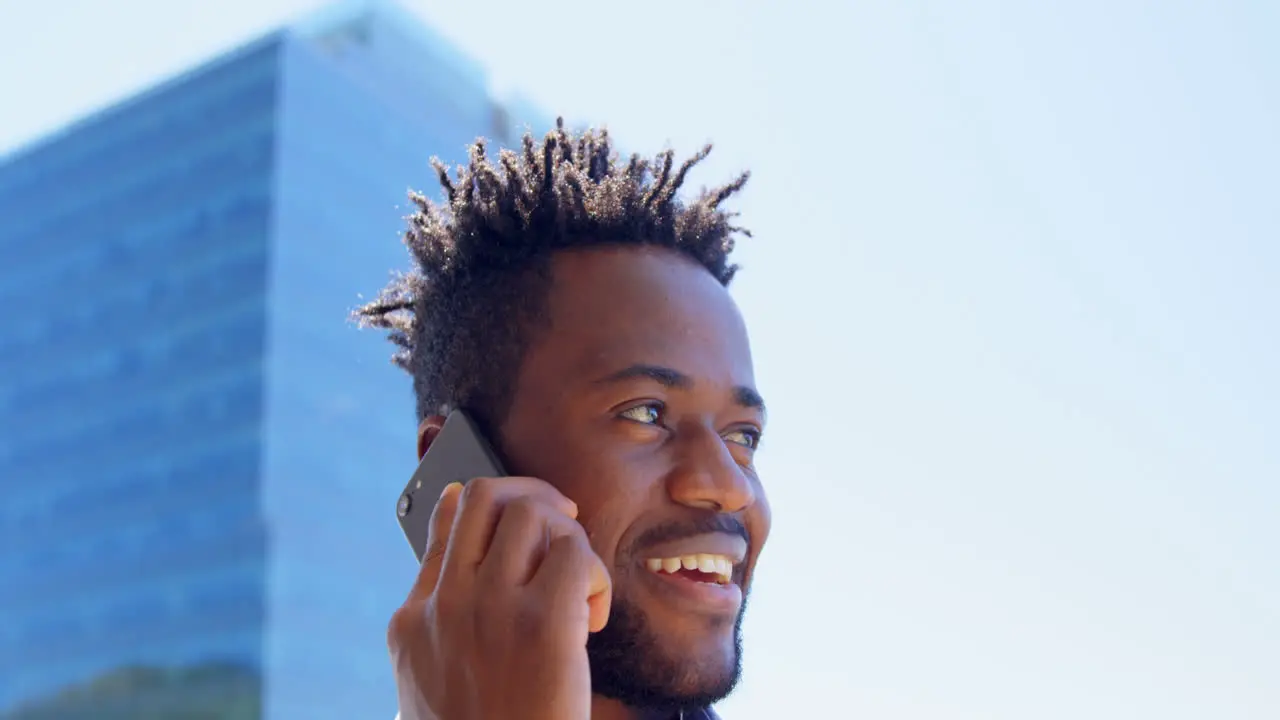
[417,415,447,460]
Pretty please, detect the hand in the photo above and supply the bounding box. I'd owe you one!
[388,477,613,720]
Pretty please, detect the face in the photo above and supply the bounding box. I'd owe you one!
[496,246,770,710]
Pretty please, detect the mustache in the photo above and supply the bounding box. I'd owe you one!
[630,513,750,552]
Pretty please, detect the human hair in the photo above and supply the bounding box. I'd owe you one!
[352,118,751,433]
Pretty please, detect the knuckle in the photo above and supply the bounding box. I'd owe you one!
[503,495,542,525]
[550,532,586,562]
[559,519,591,546]
[387,603,422,651]
[460,476,495,505]
[532,479,574,506]
[565,534,604,577]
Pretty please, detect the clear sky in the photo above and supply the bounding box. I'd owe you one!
[2,0,1277,717]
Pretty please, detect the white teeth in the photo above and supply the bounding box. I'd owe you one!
[645,553,736,584]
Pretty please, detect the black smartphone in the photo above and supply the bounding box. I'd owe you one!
[396,410,506,563]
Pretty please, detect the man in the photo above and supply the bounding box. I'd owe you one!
[356,119,770,720]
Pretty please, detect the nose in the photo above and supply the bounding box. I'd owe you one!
[665,422,757,513]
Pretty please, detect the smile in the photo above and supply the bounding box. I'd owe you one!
[635,532,748,613]
[643,554,736,585]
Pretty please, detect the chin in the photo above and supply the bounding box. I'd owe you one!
[588,596,746,711]
[665,642,739,697]
[661,618,739,672]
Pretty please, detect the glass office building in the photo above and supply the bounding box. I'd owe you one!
[0,2,551,717]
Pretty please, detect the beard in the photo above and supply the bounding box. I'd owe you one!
[586,592,747,713]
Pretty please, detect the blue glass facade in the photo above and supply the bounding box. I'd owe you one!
[0,2,549,717]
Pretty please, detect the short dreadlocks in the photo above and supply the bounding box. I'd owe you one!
[353,118,751,435]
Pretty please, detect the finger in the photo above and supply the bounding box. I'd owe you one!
[406,481,465,603]
[481,497,582,586]
[441,477,577,586]
[531,533,613,635]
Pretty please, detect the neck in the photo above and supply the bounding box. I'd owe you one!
[591,694,691,720]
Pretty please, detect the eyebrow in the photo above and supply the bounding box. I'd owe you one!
[595,363,767,412]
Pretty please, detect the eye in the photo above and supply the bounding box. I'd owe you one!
[618,402,664,426]
[723,426,762,450]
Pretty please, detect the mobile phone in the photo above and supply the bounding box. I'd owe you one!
[396,410,506,563]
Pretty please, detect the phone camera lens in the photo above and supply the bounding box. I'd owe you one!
[397,494,412,517]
